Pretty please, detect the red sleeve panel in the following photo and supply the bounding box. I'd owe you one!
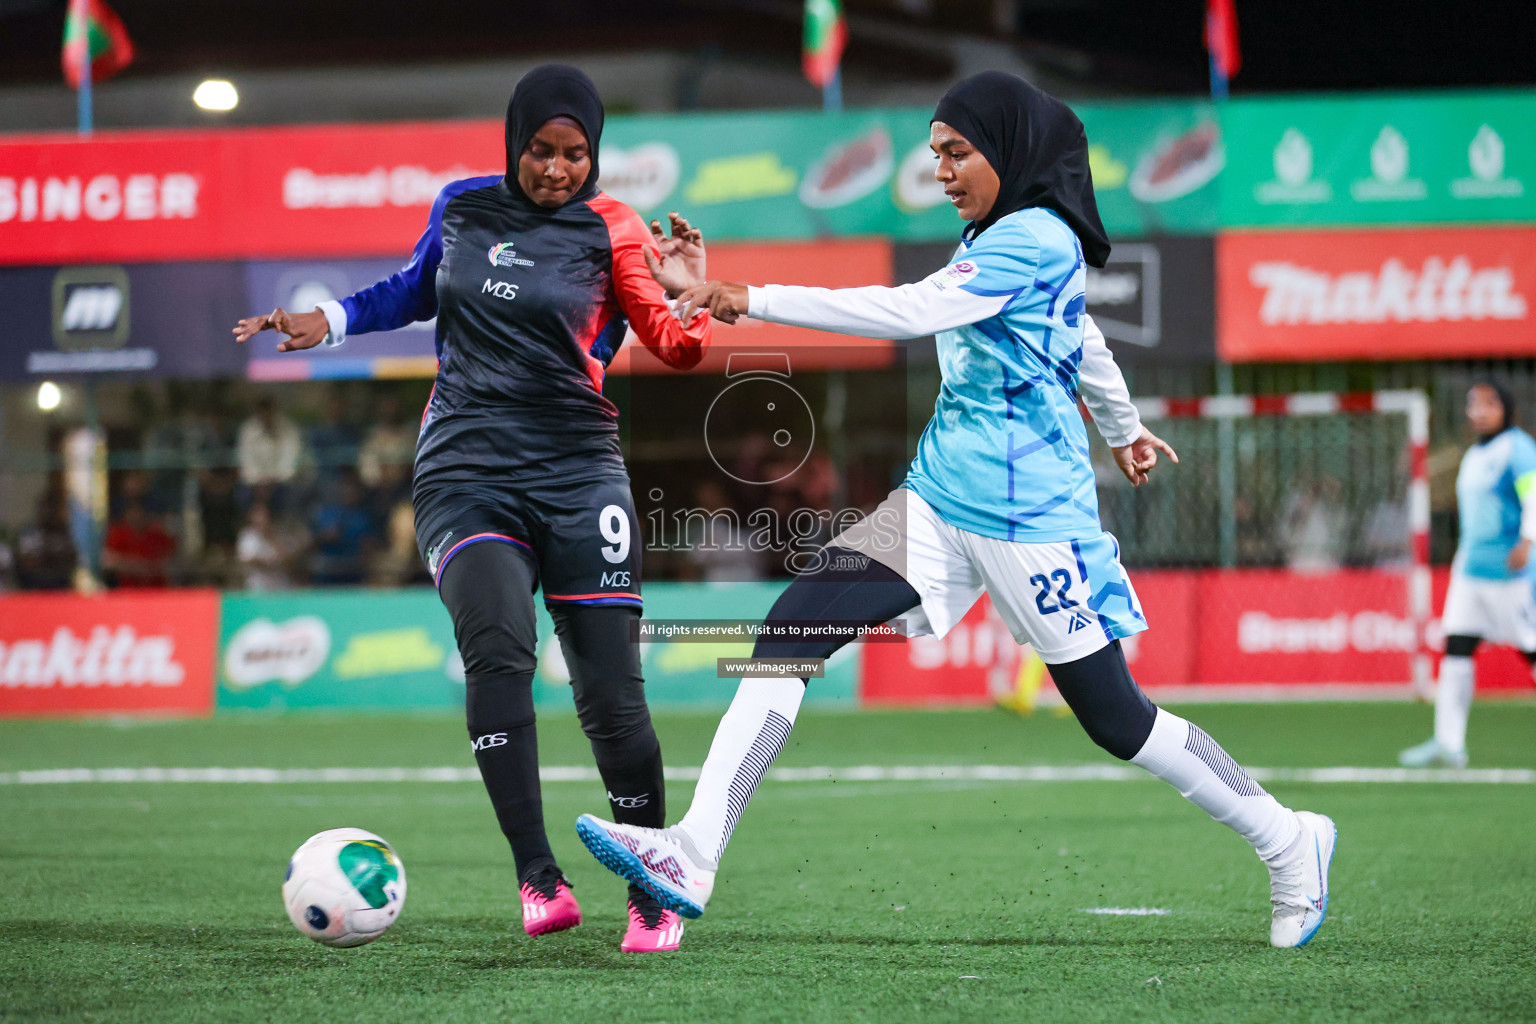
[588,192,711,371]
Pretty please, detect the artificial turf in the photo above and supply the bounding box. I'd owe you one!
[2,702,1534,1023]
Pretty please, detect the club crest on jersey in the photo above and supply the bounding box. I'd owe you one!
[488,242,535,268]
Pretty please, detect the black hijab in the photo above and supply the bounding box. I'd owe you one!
[504,64,604,206]
[932,71,1111,268]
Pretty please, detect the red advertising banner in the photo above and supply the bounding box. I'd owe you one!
[860,596,1021,706]
[858,572,1196,705]
[1117,572,1199,686]
[0,122,502,265]
[1218,227,1536,361]
[857,568,1533,705]
[1192,569,1415,684]
[0,590,219,717]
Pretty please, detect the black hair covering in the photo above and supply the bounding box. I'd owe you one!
[504,64,603,205]
[932,71,1111,267]
[1473,380,1518,440]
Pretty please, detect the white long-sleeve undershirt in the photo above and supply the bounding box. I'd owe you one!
[746,276,1143,448]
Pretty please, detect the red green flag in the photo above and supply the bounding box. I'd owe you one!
[802,0,847,89]
[62,0,136,90]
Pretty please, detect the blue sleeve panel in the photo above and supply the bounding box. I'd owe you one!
[340,175,502,336]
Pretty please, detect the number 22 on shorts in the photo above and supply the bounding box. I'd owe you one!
[1029,568,1079,615]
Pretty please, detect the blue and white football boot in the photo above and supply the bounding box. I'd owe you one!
[1267,810,1336,948]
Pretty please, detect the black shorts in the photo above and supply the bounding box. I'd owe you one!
[414,473,642,608]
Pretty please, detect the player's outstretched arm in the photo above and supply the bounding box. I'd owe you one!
[674,273,1010,340]
[232,308,329,352]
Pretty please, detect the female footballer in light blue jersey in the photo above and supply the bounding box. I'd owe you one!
[578,72,1335,949]
[1402,383,1536,768]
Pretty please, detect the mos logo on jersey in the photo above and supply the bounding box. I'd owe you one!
[488,242,535,268]
[482,279,520,301]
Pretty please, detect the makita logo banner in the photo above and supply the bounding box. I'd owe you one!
[0,591,217,717]
[1249,258,1526,326]
[1219,227,1536,361]
[0,627,185,687]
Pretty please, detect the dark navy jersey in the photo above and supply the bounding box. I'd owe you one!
[327,176,710,489]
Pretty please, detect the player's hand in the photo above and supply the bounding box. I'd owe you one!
[233,308,330,352]
[644,212,706,296]
[1509,539,1531,571]
[676,281,749,325]
[1112,427,1179,487]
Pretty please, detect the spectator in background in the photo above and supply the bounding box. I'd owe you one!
[358,394,415,512]
[111,470,165,520]
[237,502,294,591]
[1277,473,1348,573]
[680,479,766,582]
[15,490,76,590]
[310,469,374,585]
[62,423,106,590]
[237,396,303,511]
[198,467,243,585]
[305,386,361,492]
[370,497,425,586]
[102,499,177,588]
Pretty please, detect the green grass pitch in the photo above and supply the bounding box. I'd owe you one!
[2,702,1534,1023]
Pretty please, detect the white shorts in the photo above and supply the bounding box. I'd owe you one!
[1441,572,1536,651]
[832,487,1148,664]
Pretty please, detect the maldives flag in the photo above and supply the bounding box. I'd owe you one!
[1204,0,1241,81]
[61,0,136,89]
[802,0,847,89]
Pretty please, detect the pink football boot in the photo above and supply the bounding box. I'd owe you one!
[621,888,684,953]
[520,875,581,937]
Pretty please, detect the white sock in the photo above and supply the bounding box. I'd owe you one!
[1131,708,1301,862]
[675,676,806,867]
[1433,655,1475,753]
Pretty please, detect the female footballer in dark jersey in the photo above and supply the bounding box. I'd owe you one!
[235,65,710,952]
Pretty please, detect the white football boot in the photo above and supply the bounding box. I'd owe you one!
[575,814,717,919]
[1266,810,1336,948]
[1398,738,1468,768]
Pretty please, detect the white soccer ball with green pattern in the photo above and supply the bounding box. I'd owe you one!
[282,828,407,947]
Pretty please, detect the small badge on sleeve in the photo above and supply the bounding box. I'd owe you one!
[928,260,980,292]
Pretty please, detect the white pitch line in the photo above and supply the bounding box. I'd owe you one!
[0,764,1531,786]
[1080,907,1171,916]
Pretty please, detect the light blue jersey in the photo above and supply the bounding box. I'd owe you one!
[905,208,1096,542]
[1455,427,1536,580]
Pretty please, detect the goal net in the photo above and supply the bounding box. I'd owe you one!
[1078,389,1432,700]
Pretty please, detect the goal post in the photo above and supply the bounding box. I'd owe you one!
[1126,389,1432,697]
[998,389,1435,706]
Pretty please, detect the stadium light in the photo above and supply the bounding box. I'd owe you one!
[36,381,62,411]
[193,79,239,112]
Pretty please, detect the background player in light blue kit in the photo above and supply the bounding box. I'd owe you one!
[577,71,1336,950]
[1402,383,1536,768]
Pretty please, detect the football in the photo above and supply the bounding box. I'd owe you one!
[282,828,407,948]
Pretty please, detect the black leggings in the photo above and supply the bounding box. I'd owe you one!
[1444,633,1536,662]
[753,546,1157,761]
[438,540,663,881]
